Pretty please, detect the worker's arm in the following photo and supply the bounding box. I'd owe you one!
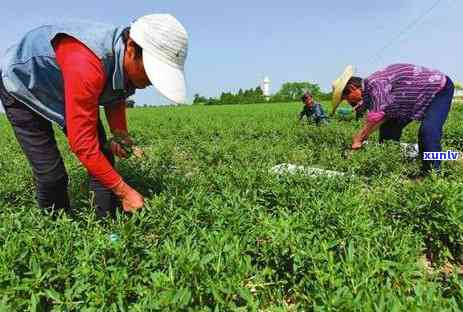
[54,36,143,211]
[104,102,132,158]
[105,102,128,135]
[352,112,387,150]
[54,36,122,188]
[351,80,391,150]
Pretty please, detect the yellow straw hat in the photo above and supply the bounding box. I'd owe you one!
[331,65,355,115]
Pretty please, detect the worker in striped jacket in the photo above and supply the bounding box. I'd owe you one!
[331,64,455,176]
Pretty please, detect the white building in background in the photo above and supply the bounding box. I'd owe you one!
[261,76,271,100]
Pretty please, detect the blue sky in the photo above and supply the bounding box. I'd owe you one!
[0,0,460,107]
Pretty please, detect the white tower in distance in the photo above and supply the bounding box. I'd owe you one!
[261,76,271,101]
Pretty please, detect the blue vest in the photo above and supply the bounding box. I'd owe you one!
[0,21,135,129]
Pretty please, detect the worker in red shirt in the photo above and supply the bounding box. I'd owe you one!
[0,14,189,217]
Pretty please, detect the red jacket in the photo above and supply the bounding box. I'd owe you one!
[54,36,127,189]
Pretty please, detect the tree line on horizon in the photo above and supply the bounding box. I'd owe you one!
[193,82,333,105]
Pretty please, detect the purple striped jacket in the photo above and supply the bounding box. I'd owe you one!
[363,64,447,121]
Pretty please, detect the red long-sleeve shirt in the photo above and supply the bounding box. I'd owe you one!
[54,36,127,189]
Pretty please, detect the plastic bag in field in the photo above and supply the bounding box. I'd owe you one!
[363,141,419,159]
[400,143,419,159]
[271,163,345,177]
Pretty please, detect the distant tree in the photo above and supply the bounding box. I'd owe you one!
[204,97,220,105]
[220,92,235,105]
[275,82,323,101]
[193,82,330,106]
[193,93,208,105]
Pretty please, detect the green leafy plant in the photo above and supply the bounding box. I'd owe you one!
[1,102,463,310]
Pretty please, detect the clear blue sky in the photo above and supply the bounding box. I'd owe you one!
[0,0,460,107]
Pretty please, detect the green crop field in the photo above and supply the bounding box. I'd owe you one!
[1,102,463,311]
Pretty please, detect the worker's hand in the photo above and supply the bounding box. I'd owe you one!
[110,140,129,158]
[109,132,133,159]
[111,180,144,213]
[351,134,364,150]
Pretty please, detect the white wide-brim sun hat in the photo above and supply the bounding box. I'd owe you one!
[130,14,189,104]
[331,65,355,115]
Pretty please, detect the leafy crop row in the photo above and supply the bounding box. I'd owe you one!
[1,102,463,310]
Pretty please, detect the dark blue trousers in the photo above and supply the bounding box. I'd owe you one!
[379,77,455,174]
[0,72,117,218]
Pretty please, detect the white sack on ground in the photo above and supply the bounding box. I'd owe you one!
[271,163,345,177]
[363,141,419,159]
[400,143,419,159]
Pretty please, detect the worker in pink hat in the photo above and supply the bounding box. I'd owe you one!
[0,14,189,217]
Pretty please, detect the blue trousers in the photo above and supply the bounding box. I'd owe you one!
[379,77,455,174]
[0,72,117,218]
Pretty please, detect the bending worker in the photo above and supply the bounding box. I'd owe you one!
[331,64,454,175]
[0,14,189,217]
[299,91,328,125]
